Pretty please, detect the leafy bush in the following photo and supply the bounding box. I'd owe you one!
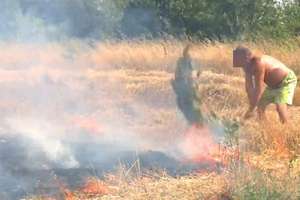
[1,0,300,41]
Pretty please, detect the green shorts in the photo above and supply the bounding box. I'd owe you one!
[259,70,297,106]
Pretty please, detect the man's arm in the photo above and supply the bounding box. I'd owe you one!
[249,62,265,111]
[245,73,254,105]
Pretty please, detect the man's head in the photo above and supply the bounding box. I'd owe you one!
[233,46,252,68]
[183,44,192,59]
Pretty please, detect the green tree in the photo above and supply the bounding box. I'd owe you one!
[0,0,21,40]
[120,0,163,38]
[1,0,300,41]
[282,2,300,37]
[160,0,287,40]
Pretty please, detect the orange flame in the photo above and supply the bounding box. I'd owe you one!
[81,178,109,196]
[179,125,241,170]
[64,189,76,200]
[71,116,104,135]
[180,125,221,167]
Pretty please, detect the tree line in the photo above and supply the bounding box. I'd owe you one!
[1,0,300,41]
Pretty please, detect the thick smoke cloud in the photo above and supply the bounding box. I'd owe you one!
[121,6,163,38]
[0,0,106,41]
[0,40,192,199]
[0,1,226,199]
[0,0,165,41]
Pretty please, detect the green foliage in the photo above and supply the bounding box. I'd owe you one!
[206,112,240,147]
[0,0,300,41]
[232,170,290,200]
[222,119,240,146]
[0,0,21,40]
[120,0,162,38]
[159,0,300,40]
[236,183,285,200]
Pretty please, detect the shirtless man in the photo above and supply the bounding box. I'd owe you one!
[233,46,297,123]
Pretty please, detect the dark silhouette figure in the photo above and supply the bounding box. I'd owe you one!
[172,45,203,125]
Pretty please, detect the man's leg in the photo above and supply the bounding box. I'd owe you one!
[257,87,272,122]
[276,103,288,124]
[257,103,268,121]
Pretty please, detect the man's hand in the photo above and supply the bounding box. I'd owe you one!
[244,109,255,119]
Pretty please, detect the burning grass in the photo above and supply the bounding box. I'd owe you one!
[1,39,300,199]
[28,173,228,200]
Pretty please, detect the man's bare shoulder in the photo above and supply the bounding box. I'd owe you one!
[251,56,262,65]
[251,56,265,72]
[244,56,262,73]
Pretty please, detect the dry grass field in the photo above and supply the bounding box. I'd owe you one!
[1,40,300,199]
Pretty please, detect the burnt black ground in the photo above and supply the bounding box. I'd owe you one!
[0,134,219,200]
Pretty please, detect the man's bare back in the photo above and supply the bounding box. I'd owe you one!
[246,55,289,88]
[259,55,289,88]
[233,46,297,123]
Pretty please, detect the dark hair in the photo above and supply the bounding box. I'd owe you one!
[233,45,252,56]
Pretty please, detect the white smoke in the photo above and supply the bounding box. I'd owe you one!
[5,117,79,169]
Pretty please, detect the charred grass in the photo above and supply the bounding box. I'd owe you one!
[3,39,300,199]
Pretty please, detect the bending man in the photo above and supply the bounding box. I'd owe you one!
[233,46,297,123]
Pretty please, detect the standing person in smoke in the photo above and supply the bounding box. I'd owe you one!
[233,46,297,124]
[172,46,222,167]
[172,44,203,126]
